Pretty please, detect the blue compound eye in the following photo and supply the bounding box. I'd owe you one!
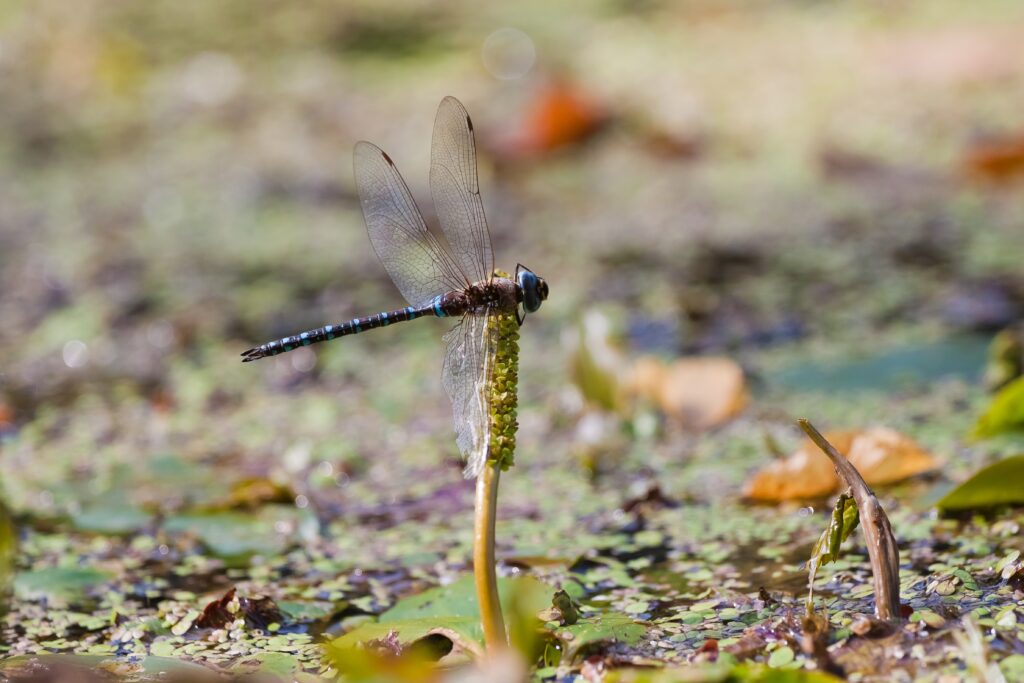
[517,268,548,313]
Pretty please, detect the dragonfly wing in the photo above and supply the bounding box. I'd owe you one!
[430,97,495,285]
[442,312,496,479]
[354,141,469,308]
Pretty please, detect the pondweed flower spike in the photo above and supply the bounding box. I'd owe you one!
[474,308,521,650]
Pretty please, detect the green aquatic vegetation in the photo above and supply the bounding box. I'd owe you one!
[806,493,859,612]
[0,495,14,604]
[328,575,552,659]
[12,566,112,607]
[972,375,1024,438]
[936,454,1024,511]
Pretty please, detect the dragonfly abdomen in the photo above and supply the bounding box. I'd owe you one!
[241,304,435,362]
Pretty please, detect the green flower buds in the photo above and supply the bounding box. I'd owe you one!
[488,310,520,471]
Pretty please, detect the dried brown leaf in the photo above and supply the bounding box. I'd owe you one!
[744,428,937,502]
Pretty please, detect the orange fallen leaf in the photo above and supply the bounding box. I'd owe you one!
[522,82,606,153]
[629,356,746,430]
[963,134,1024,182]
[744,428,938,502]
[494,82,608,162]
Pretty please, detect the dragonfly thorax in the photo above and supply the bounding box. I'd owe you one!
[440,278,519,317]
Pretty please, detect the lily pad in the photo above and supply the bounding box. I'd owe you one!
[329,575,554,657]
[13,567,112,606]
[162,505,317,563]
[329,616,482,657]
[278,599,342,622]
[936,455,1024,511]
[71,503,152,535]
[382,574,553,623]
[555,611,646,663]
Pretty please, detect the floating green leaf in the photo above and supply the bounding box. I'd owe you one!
[972,376,1024,438]
[71,503,152,535]
[162,505,317,564]
[329,616,481,657]
[381,574,552,623]
[328,575,553,657]
[13,567,112,607]
[806,493,859,610]
[936,455,1024,511]
[555,611,646,663]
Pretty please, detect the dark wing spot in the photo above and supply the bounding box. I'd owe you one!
[382,151,394,165]
[466,116,473,132]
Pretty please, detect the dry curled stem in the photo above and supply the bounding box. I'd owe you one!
[798,419,903,622]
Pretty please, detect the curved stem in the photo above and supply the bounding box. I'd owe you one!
[798,419,902,622]
[474,460,507,650]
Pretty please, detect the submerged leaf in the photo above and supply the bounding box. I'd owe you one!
[936,454,1024,511]
[972,376,1024,438]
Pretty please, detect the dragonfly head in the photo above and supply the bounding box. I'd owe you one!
[517,266,549,314]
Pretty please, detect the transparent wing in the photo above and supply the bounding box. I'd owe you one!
[354,141,469,308]
[430,96,494,286]
[442,311,496,479]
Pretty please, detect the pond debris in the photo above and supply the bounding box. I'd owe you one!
[953,617,1009,683]
[630,356,747,430]
[798,420,903,622]
[801,611,846,678]
[194,587,284,631]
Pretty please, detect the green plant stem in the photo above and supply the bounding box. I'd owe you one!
[473,460,507,650]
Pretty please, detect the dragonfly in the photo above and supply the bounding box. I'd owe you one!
[242,96,548,478]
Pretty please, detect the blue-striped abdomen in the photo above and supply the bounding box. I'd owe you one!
[241,304,433,362]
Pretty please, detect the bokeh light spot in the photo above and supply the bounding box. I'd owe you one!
[62,340,89,368]
[482,27,536,81]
